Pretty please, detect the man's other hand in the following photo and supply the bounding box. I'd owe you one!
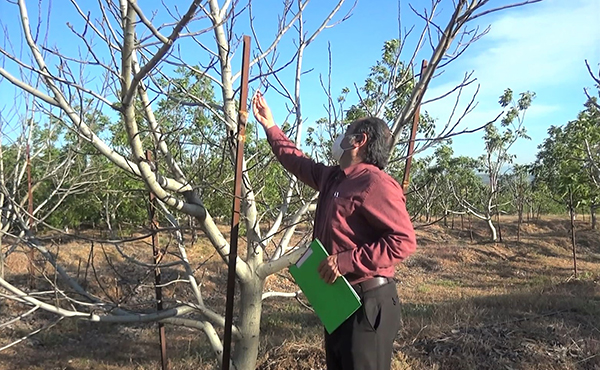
[318,255,341,284]
[252,91,275,129]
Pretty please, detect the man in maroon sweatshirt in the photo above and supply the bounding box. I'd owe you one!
[252,91,417,370]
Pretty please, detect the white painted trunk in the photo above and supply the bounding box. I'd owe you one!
[232,277,264,370]
[486,217,498,242]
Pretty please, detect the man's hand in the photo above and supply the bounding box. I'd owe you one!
[318,255,342,284]
[252,91,275,130]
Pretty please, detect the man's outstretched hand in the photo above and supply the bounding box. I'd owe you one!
[252,91,275,130]
[318,255,342,284]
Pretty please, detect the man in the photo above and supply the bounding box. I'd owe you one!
[252,91,417,370]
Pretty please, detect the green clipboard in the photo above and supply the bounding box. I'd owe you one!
[289,239,362,334]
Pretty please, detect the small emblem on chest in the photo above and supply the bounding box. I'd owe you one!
[333,191,339,198]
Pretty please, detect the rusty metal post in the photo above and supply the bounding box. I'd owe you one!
[146,150,169,370]
[27,143,35,288]
[402,59,428,192]
[222,35,251,370]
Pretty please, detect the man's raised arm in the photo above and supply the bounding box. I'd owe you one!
[252,92,328,191]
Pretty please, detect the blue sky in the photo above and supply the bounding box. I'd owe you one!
[259,0,600,164]
[249,0,600,165]
[1,0,599,165]
[422,0,600,164]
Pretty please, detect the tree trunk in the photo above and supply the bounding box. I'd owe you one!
[0,235,3,279]
[517,204,523,243]
[591,204,597,230]
[233,276,265,370]
[496,211,502,242]
[487,217,498,242]
[568,188,577,278]
[569,204,577,278]
[468,213,473,242]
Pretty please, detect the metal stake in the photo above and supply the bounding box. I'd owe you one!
[27,143,35,288]
[402,59,428,192]
[222,35,251,370]
[146,150,168,370]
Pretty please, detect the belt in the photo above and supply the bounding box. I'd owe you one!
[352,276,393,294]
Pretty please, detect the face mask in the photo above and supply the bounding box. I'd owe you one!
[331,134,355,162]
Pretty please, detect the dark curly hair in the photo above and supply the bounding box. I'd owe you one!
[350,117,392,170]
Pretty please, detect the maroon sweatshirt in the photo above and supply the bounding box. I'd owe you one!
[266,125,417,284]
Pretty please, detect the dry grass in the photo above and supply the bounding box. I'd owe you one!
[1,216,599,370]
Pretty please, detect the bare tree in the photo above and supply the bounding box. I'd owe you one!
[0,1,544,369]
[0,91,100,268]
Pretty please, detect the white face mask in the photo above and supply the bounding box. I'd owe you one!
[331,134,355,162]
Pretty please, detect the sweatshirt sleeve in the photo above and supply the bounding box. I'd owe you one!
[336,176,417,275]
[265,125,328,191]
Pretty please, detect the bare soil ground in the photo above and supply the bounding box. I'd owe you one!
[0,215,599,370]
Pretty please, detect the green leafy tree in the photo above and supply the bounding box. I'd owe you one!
[501,164,532,241]
[532,95,600,276]
[458,89,534,241]
[307,39,437,181]
[534,96,600,228]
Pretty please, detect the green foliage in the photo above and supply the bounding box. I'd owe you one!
[481,89,534,183]
[152,66,235,218]
[469,89,533,238]
[406,144,486,220]
[533,94,600,210]
[307,39,436,176]
[10,44,596,236]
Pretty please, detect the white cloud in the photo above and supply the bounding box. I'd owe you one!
[468,0,600,91]
[525,103,560,119]
[420,0,600,163]
[427,0,600,100]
